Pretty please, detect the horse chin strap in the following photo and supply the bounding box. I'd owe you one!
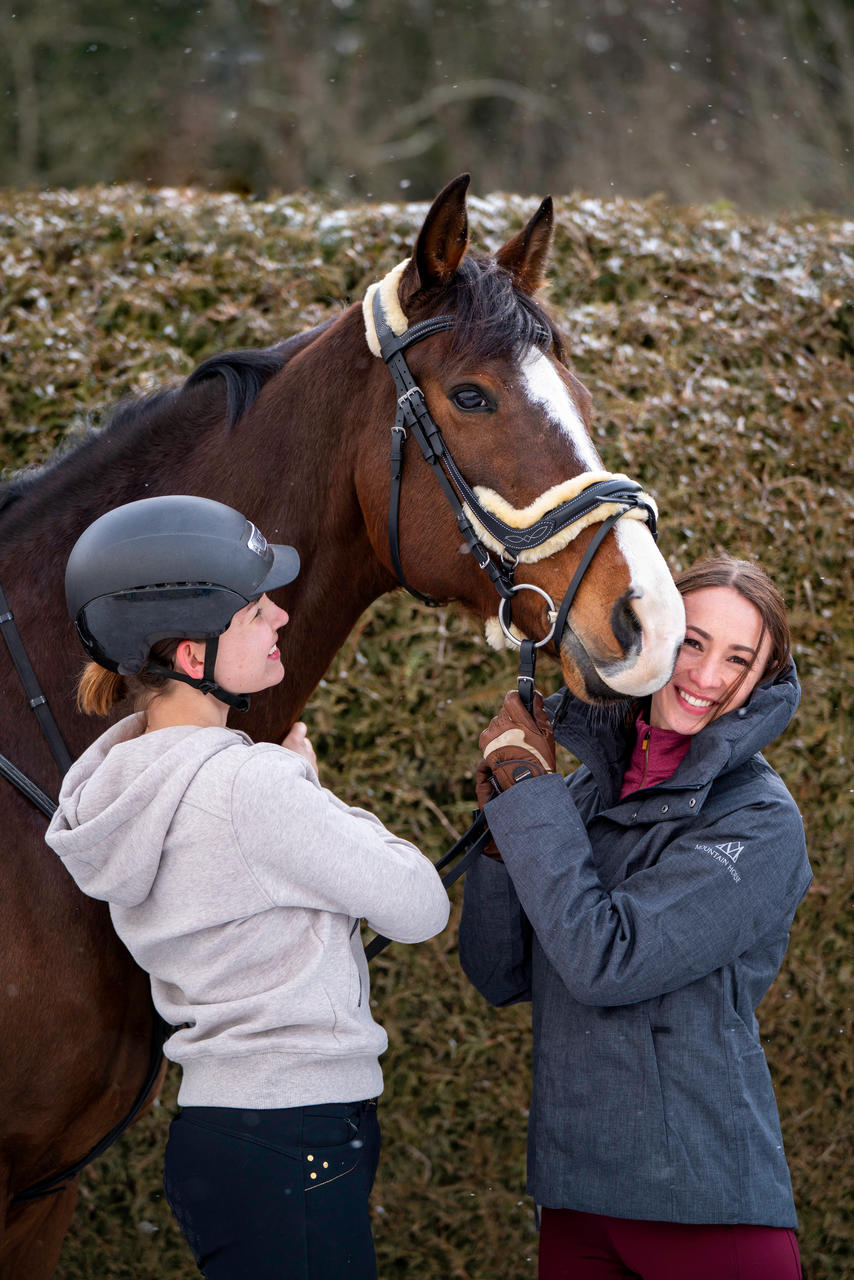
[364,264,660,713]
[145,637,251,713]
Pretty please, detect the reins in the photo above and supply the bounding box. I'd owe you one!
[0,579,72,817]
[10,1013,169,1205]
[1,269,663,1191]
[0,582,73,787]
[0,582,168,1205]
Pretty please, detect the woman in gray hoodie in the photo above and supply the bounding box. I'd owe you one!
[46,494,450,1280]
[460,555,809,1280]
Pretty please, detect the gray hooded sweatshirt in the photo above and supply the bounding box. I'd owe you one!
[46,713,450,1109]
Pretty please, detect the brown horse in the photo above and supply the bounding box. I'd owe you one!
[0,175,684,1276]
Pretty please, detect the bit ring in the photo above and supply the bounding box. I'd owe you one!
[497,583,556,649]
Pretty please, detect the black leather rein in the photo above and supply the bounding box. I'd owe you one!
[0,584,168,1206]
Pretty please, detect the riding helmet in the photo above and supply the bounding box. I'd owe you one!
[66,495,300,689]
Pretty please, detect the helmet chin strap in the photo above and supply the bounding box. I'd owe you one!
[145,636,251,713]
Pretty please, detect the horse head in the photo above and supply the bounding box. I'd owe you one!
[358,174,685,703]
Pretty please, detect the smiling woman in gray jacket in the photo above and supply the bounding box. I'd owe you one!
[459,555,809,1280]
[46,495,450,1280]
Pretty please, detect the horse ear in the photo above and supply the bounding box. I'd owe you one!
[496,196,554,295]
[404,173,471,301]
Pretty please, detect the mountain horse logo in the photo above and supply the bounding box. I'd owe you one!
[714,841,744,862]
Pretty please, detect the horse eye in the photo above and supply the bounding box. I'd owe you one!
[450,385,493,413]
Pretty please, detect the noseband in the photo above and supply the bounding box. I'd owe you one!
[365,269,658,708]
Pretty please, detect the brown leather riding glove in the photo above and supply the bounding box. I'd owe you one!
[474,691,556,861]
[478,690,556,794]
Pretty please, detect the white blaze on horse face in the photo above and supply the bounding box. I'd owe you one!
[595,520,687,696]
[521,350,602,471]
[518,350,684,698]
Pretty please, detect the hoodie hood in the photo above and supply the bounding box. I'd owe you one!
[46,714,251,907]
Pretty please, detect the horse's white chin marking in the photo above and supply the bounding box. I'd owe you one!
[588,520,686,697]
[521,350,602,471]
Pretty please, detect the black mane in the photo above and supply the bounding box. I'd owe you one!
[183,345,290,430]
[0,351,285,516]
[105,344,291,441]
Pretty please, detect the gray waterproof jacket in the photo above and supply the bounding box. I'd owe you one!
[459,663,810,1227]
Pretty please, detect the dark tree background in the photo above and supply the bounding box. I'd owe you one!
[1,0,852,209]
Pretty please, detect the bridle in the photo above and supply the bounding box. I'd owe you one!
[1,267,662,1191]
[367,274,659,712]
[361,267,664,957]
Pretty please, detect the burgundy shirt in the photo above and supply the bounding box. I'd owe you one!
[619,713,692,798]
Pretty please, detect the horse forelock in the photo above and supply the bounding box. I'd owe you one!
[442,256,560,365]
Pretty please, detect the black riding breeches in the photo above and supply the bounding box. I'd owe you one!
[164,1099,381,1279]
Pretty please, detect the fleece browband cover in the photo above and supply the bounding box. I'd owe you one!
[363,260,411,355]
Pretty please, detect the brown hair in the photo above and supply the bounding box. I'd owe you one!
[75,638,184,716]
[673,554,791,721]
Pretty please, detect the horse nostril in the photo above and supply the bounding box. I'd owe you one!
[611,590,642,655]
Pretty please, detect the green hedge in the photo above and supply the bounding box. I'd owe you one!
[1,186,850,1279]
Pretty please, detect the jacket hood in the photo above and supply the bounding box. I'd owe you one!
[547,660,801,802]
[46,714,251,907]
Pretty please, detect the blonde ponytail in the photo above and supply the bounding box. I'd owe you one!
[74,637,185,717]
[76,662,127,716]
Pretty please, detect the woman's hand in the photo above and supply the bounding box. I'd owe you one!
[475,690,556,860]
[281,721,318,774]
[479,690,555,791]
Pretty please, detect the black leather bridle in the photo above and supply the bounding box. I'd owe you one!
[362,282,664,958]
[370,288,659,713]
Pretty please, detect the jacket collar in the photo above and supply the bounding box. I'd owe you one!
[547,660,801,805]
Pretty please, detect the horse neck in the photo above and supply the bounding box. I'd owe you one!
[0,305,398,752]
[235,310,400,735]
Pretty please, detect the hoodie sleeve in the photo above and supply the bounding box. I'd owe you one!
[483,770,811,1007]
[229,745,449,943]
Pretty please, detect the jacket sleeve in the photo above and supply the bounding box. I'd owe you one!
[458,852,533,1007]
[484,771,811,1006]
[229,746,449,943]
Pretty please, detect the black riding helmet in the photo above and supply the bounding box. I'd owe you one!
[66,495,300,711]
